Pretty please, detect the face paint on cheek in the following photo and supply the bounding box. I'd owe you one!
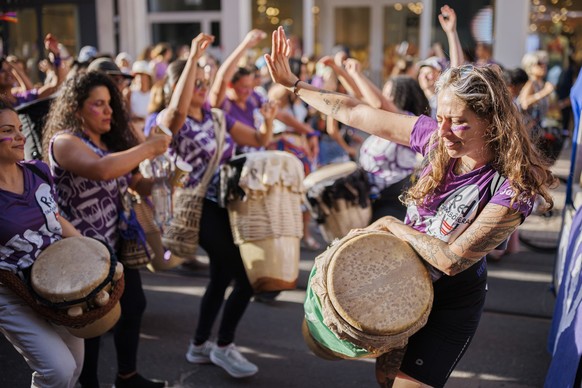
[451,125,471,132]
[0,137,13,142]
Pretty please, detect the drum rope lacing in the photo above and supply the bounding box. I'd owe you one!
[0,242,125,328]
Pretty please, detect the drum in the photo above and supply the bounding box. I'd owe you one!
[303,231,433,359]
[30,236,124,338]
[304,162,372,243]
[220,151,305,292]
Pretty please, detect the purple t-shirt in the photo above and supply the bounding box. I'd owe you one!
[0,161,62,273]
[406,115,533,243]
[49,133,129,249]
[221,91,265,154]
[359,135,418,194]
[13,89,39,109]
[157,108,236,201]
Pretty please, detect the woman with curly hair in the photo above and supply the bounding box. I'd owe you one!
[265,26,557,388]
[42,71,170,388]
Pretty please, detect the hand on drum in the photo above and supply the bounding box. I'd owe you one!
[264,26,297,89]
[365,216,403,234]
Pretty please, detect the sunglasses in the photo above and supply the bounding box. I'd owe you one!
[195,79,211,89]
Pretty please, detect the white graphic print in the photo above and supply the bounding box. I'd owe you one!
[426,184,480,243]
[35,182,61,233]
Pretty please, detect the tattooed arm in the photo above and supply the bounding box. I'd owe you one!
[264,26,416,147]
[369,204,522,276]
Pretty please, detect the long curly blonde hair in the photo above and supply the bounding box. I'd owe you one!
[404,64,557,210]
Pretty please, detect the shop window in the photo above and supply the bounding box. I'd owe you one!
[148,0,220,12]
[5,8,39,81]
[383,4,421,80]
[335,7,370,66]
[42,4,78,62]
[152,22,202,49]
[251,0,303,55]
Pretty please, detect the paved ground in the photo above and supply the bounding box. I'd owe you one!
[0,148,570,387]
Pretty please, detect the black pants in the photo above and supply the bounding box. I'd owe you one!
[371,176,410,222]
[79,267,146,387]
[194,199,253,346]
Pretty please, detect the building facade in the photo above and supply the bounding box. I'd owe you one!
[1,0,578,85]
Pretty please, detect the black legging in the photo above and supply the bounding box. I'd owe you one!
[371,176,411,222]
[194,199,253,347]
[79,267,146,387]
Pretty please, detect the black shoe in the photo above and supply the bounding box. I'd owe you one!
[114,373,167,388]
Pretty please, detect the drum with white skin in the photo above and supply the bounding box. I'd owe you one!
[221,151,305,292]
[303,230,433,359]
[304,162,372,243]
[30,236,124,338]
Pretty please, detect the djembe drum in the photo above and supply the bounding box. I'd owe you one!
[304,162,372,243]
[30,236,125,338]
[302,230,433,359]
[220,151,305,292]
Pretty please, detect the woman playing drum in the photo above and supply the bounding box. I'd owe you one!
[153,33,277,379]
[42,71,170,388]
[265,26,556,388]
[0,98,84,387]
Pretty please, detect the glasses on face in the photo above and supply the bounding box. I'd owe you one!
[536,61,547,67]
[194,79,210,90]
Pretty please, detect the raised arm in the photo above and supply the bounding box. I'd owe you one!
[51,131,170,181]
[519,80,554,111]
[264,26,416,146]
[344,58,401,113]
[37,34,68,98]
[319,54,363,99]
[438,5,465,67]
[161,33,215,134]
[208,29,266,108]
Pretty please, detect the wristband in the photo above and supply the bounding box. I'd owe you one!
[292,79,301,96]
[307,130,320,138]
[52,55,62,68]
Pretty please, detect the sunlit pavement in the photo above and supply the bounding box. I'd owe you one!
[0,147,569,387]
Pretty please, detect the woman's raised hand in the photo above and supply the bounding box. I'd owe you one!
[264,26,297,89]
[344,58,362,76]
[190,33,215,62]
[438,5,457,34]
[243,29,267,49]
[260,100,279,123]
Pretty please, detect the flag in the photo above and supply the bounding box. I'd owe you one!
[0,12,18,23]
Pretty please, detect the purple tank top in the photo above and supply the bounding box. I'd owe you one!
[49,133,129,249]
[221,91,265,154]
[158,108,236,201]
[0,161,62,273]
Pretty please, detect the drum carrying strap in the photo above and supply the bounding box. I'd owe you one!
[199,108,226,190]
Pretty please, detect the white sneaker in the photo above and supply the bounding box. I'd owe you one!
[209,343,258,378]
[185,340,215,364]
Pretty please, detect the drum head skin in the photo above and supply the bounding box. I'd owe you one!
[31,236,111,303]
[327,232,432,336]
[303,161,357,190]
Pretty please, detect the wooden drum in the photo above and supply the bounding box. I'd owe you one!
[30,236,124,338]
[304,162,372,243]
[220,151,305,292]
[303,231,433,359]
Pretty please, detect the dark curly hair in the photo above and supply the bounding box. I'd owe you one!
[384,75,430,116]
[42,71,137,159]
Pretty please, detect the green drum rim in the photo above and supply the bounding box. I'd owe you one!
[303,265,371,359]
